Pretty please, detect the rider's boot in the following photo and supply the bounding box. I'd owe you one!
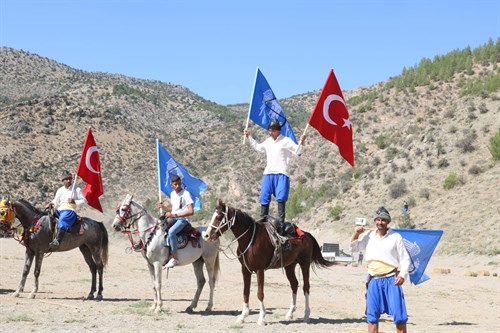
[49,228,66,248]
[277,202,289,235]
[256,204,270,223]
[165,252,179,269]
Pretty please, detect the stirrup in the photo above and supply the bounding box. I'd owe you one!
[49,240,60,248]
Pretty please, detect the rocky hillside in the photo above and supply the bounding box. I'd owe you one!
[0,44,499,255]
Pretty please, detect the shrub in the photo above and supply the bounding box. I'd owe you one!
[389,179,408,199]
[398,214,415,229]
[443,172,458,190]
[489,129,500,161]
[375,134,391,149]
[328,205,343,221]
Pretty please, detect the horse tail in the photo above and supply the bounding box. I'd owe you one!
[99,222,109,267]
[308,233,335,269]
[213,248,220,284]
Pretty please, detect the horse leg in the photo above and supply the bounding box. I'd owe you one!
[204,251,219,312]
[13,250,35,297]
[79,245,97,300]
[28,253,44,299]
[89,247,105,301]
[284,263,299,320]
[300,262,311,323]
[147,261,163,313]
[186,258,205,313]
[236,266,251,324]
[256,269,266,325]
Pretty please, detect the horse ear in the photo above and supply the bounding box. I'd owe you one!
[216,198,224,208]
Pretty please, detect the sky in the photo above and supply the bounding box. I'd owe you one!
[1,0,499,105]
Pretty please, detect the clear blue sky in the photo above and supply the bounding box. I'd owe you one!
[1,0,498,105]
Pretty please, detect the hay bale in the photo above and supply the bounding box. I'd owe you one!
[464,271,478,277]
[432,267,451,274]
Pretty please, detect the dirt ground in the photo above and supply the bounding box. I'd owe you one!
[0,235,499,333]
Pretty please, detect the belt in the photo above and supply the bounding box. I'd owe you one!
[371,268,398,279]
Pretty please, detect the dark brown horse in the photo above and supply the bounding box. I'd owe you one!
[0,198,108,300]
[202,199,333,325]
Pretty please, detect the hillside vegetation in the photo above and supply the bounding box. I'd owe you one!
[0,38,499,255]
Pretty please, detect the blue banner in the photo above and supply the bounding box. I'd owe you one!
[156,140,207,211]
[393,229,444,285]
[248,68,298,143]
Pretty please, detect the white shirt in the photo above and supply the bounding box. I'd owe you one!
[52,185,87,211]
[350,229,411,282]
[170,189,194,216]
[248,134,300,176]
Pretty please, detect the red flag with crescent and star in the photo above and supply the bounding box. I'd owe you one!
[76,128,104,212]
[308,69,354,166]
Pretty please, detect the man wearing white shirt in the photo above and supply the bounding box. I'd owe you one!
[243,120,305,226]
[49,170,87,248]
[350,206,410,333]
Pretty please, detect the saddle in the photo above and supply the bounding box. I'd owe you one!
[256,215,298,238]
[50,209,85,235]
[160,217,201,250]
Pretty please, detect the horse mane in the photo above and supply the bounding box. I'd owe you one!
[232,206,256,228]
[17,198,45,215]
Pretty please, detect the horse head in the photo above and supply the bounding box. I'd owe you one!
[112,194,136,232]
[202,198,234,241]
[0,197,16,233]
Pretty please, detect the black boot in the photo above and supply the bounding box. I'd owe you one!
[256,204,270,223]
[260,204,269,217]
[49,228,66,248]
[278,202,286,223]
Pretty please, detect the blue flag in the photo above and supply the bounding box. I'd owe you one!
[156,140,207,212]
[248,68,298,143]
[393,229,444,285]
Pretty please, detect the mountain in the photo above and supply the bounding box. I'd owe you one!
[0,42,499,255]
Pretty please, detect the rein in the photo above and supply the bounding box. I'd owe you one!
[214,206,257,273]
[116,201,157,252]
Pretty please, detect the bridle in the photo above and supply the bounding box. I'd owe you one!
[115,200,155,252]
[0,199,16,229]
[209,205,256,271]
[115,200,147,231]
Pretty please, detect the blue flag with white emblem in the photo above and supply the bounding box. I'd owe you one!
[248,68,298,143]
[156,139,207,212]
[393,229,443,285]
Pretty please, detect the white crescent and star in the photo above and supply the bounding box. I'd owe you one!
[322,94,352,130]
[85,146,100,174]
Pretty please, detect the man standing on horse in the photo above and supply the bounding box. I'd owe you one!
[49,170,87,248]
[243,120,305,230]
[158,175,194,269]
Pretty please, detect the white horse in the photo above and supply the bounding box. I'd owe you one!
[112,194,220,313]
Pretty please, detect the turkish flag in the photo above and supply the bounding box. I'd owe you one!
[308,69,354,166]
[76,128,104,212]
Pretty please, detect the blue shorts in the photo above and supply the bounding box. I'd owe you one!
[57,209,77,230]
[260,174,290,205]
[366,275,408,324]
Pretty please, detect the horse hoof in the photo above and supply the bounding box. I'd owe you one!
[285,313,293,320]
[257,319,266,326]
[12,292,20,298]
[96,295,103,301]
[29,293,36,299]
[154,307,161,314]
[87,294,95,301]
[303,317,310,323]
[236,316,245,324]
[185,306,194,314]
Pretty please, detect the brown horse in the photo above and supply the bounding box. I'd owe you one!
[202,199,333,325]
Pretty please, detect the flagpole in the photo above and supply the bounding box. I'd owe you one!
[243,67,259,144]
[156,139,163,214]
[295,123,310,154]
[70,170,78,200]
